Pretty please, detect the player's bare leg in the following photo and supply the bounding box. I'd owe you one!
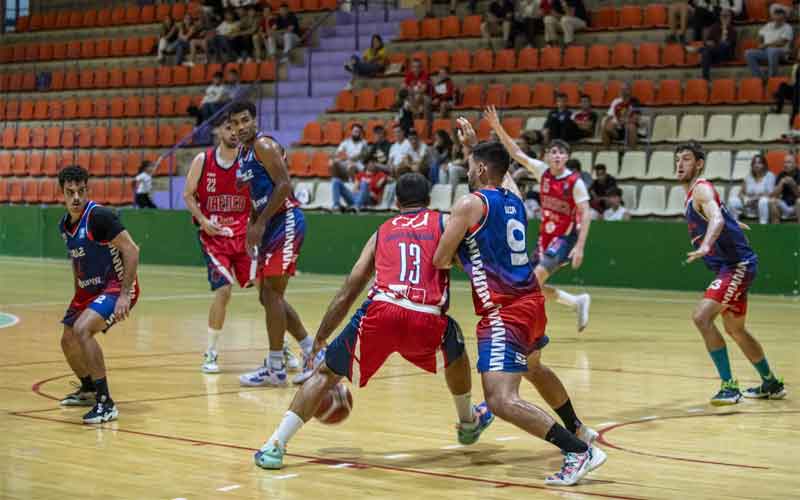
[443,350,494,444]
[73,309,118,423]
[721,312,786,400]
[203,284,232,373]
[240,276,293,386]
[693,299,742,405]
[524,350,597,444]
[252,280,313,375]
[535,266,591,332]
[59,326,96,406]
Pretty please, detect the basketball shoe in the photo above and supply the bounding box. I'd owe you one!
[457,402,495,445]
[239,360,288,387]
[544,446,606,486]
[254,440,284,469]
[202,351,220,374]
[710,379,743,406]
[576,294,591,333]
[292,348,325,385]
[60,386,95,407]
[284,346,301,371]
[82,395,118,424]
[743,377,786,400]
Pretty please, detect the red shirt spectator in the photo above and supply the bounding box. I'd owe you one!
[404,59,431,95]
[356,168,388,203]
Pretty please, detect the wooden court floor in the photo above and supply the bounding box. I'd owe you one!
[0,256,798,500]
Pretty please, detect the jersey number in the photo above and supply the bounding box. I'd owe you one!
[206,176,216,193]
[398,242,421,285]
[506,219,529,266]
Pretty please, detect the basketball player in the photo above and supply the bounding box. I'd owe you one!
[254,173,494,470]
[486,106,591,332]
[677,142,786,405]
[226,101,314,387]
[57,165,140,424]
[433,140,605,486]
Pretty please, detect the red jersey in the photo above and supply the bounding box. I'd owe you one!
[370,209,449,313]
[537,170,580,254]
[356,170,388,203]
[195,147,250,239]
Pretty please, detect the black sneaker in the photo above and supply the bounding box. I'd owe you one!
[82,396,119,424]
[743,377,787,400]
[60,387,96,407]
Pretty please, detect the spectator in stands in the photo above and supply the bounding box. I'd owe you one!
[728,154,775,224]
[589,163,618,215]
[402,130,432,178]
[344,34,388,90]
[601,82,640,147]
[772,49,800,123]
[157,15,180,64]
[717,0,746,21]
[225,68,243,99]
[188,71,228,125]
[404,58,433,122]
[235,6,259,61]
[572,94,598,141]
[667,1,691,44]
[689,8,737,81]
[768,153,800,223]
[441,135,467,189]
[268,4,301,57]
[388,125,413,175]
[175,14,199,66]
[688,0,716,43]
[431,67,456,118]
[509,0,546,49]
[430,130,453,184]
[365,125,392,170]
[567,158,592,189]
[481,0,514,50]
[224,0,258,7]
[544,0,588,47]
[542,93,575,144]
[746,4,793,82]
[330,123,368,180]
[331,153,388,212]
[209,9,240,62]
[253,5,277,60]
[135,162,158,209]
[601,188,630,221]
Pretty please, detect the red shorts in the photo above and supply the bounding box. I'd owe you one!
[325,299,459,387]
[703,262,756,317]
[476,293,548,373]
[257,207,305,279]
[199,232,255,290]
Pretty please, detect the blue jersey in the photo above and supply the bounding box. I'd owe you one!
[236,133,299,215]
[685,179,757,272]
[60,201,125,296]
[457,188,540,316]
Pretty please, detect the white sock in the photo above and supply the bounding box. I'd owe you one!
[207,328,222,354]
[556,289,578,308]
[453,393,475,424]
[269,350,285,371]
[298,336,314,356]
[266,411,304,449]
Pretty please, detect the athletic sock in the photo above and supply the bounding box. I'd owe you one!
[556,290,578,308]
[269,350,285,371]
[554,400,582,434]
[207,327,222,354]
[267,411,304,449]
[80,375,95,392]
[298,336,314,357]
[452,393,474,424]
[753,358,775,381]
[545,423,588,454]
[93,377,111,404]
[708,346,733,382]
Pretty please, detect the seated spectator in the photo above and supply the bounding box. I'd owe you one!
[768,153,800,223]
[544,0,587,47]
[388,125,413,175]
[188,71,228,125]
[268,4,301,57]
[745,4,793,82]
[772,48,800,123]
[441,135,467,189]
[689,0,716,43]
[331,154,388,212]
[509,0,546,49]
[209,10,240,63]
[224,68,242,100]
[364,125,392,171]
[431,67,456,118]
[566,158,592,190]
[157,15,180,64]
[253,5,277,60]
[589,163,618,215]
[190,15,212,66]
[542,93,575,143]
[235,6,260,61]
[399,130,432,179]
[717,0,745,22]
[601,188,630,221]
[689,8,737,81]
[404,58,432,122]
[667,1,691,44]
[601,83,641,147]
[395,89,415,133]
[571,94,598,140]
[175,14,199,66]
[430,130,453,184]
[135,161,158,209]
[344,34,388,89]
[728,154,775,224]
[481,0,514,50]
[330,123,368,180]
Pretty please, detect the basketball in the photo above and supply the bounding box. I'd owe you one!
[314,383,353,425]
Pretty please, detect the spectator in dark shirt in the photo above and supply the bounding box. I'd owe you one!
[267,4,300,57]
[364,125,392,172]
[157,16,179,64]
[235,6,259,61]
[481,0,514,49]
[571,94,598,140]
[567,158,592,190]
[430,129,453,184]
[768,153,800,223]
[544,0,588,46]
[253,5,277,60]
[542,93,574,143]
[689,8,737,81]
[589,163,618,214]
[431,67,456,118]
[772,50,800,126]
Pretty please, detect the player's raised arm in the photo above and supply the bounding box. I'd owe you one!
[687,182,724,263]
[502,171,522,199]
[110,230,139,321]
[433,194,483,269]
[484,105,547,180]
[570,180,592,269]
[314,233,377,351]
[183,152,222,236]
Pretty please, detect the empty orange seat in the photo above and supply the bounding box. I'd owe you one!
[5,100,19,120]
[90,152,108,176]
[111,6,126,25]
[611,43,635,68]
[82,10,98,27]
[582,81,604,107]
[309,152,330,177]
[485,84,506,108]
[0,152,10,176]
[44,152,61,177]
[31,127,46,149]
[1,128,14,149]
[8,179,23,203]
[442,16,460,37]
[322,121,344,145]
[76,126,92,148]
[710,78,736,104]
[142,126,158,148]
[472,49,494,73]
[356,88,377,111]
[300,122,323,145]
[19,100,34,120]
[39,43,54,61]
[33,100,48,120]
[108,153,125,176]
[79,70,94,90]
[109,127,125,148]
[450,49,471,73]
[421,18,441,39]
[507,84,531,109]
[23,178,39,203]
[289,151,311,177]
[108,69,124,88]
[429,51,450,73]
[604,80,624,106]
[557,82,580,106]
[29,152,44,176]
[636,43,660,68]
[766,150,789,174]
[16,127,31,149]
[67,41,81,59]
[39,178,57,203]
[476,118,493,141]
[656,80,682,105]
[62,128,77,149]
[531,82,555,108]
[89,179,109,204]
[157,66,173,86]
[398,19,420,40]
[662,44,687,67]
[737,78,765,103]
[125,96,142,117]
[124,151,143,176]
[563,46,586,69]
[462,15,482,36]
[46,127,61,148]
[125,6,140,24]
[455,84,482,109]
[142,96,158,117]
[494,49,517,72]
[81,40,96,59]
[158,95,176,117]
[684,79,709,104]
[240,62,258,82]
[140,67,157,87]
[24,43,40,62]
[95,39,110,58]
[93,127,109,148]
[644,4,667,27]
[631,80,655,105]
[502,117,523,139]
[16,16,30,32]
[540,47,562,70]
[160,124,178,147]
[259,60,276,80]
[619,6,643,28]
[124,68,140,88]
[589,7,617,30]
[746,0,768,22]
[97,8,113,27]
[77,98,93,119]
[517,47,538,71]
[55,10,70,28]
[124,37,141,57]
[330,91,355,112]
[48,98,65,119]
[12,152,28,176]
[587,44,610,69]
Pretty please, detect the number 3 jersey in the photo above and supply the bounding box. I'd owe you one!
[457,188,540,316]
[371,209,449,314]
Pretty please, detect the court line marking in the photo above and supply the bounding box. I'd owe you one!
[598,410,800,470]
[383,453,411,459]
[441,444,464,450]
[273,474,299,480]
[329,463,353,469]
[217,484,241,492]
[494,436,519,442]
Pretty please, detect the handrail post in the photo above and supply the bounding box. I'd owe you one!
[168,156,174,209]
[354,0,360,52]
[273,65,280,130]
[307,45,313,97]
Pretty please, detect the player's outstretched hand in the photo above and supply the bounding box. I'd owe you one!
[686,245,709,263]
[569,246,584,269]
[456,117,477,147]
[114,291,132,322]
[485,105,501,131]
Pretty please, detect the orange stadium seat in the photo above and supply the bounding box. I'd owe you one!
[23,178,39,203]
[450,49,471,73]
[421,18,441,39]
[517,47,538,71]
[90,152,108,176]
[631,80,655,105]
[89,179,109,204]
[432,118,452,135]
[68,11,83,28]
[0,46,11,63]
[81,40,96,59]
[16,16,30,32]
[604,80,624,106]
[376,87,396,110]
[175,95,194,115]
[563,45,586,69]
[124,68,140,88]
[540,46,562,70]
[82,10,97,28]
[1,128,14,149]
[5,100,19,120]
[589,7,617,30]
[43,11,57,29]
[142,96,157,117]
[79,70,94,90]
[66,40,81,59]
[355,88,377,112]
[587,44,610,69]
[16,127,31,149]
[8,179,23,203]
[502,117,523,139]
[323,121,344,145]
[558,82,580,106]
[507,84,531,109]
[611,43,635,68]
[108,69,124,88]
[737,78,765,103]
[124,37,141,57]
[12,44,25,62]
[124,152,142,176]
[455,84,482,109]
[430,51,450,73]
[41,178,59,204]
[310,152,329,177]
[46,127,61,148]
[141,67,157,87]
[398,19,419,40]
[710,78,736,104]
[109,97,125,118]
[461,15,482,36]
[259,60,276,80]
[62,128,77,149]
[746,0,768,22]
[684,78,709,104]
[0,152,10,176]
[643,4,668,27]
[29,152,44,176]
[582,81,604,107]
[473,49,494,73]
[39,42,54,61]
[330,91,355,112]
[19,100,33,120]
[24,43,39,62]
[766,150,789,173]
[12,152,27,176]
[662,44,686,67]
[140,4,156,23]
[241,62,259,82]
[303,0,322,12]
[618,6,643,29]
[77,98,93,119]
[109,127,125,148]
[125,6,141,24]
[531,82,555,108]
[157,66,173,86]
[158,95,176,117]
[44,152,60,177]
[485,84,506,107]
[93,127,109,149]
[110,38,126,57]
[93,69,109,90]
[95,39,111,58]
[112,6,126,25]
[442,16,460,37]
[494,49,517,72]
[364,120,384,142]
[124,96,142,118]
[31,127,45,149]
[300,122,323,145]
[656,79,682,105]
[77,126,93,148]
[476,118,492,141]
[56,10,70,29]
[108,153,125,176]
[97,8,113,27]
[21,72,35,91]
[637,43,660,68]
[29,13,43,31]
[289,151,310,176]
[33,100,48,120]
[143,126,159,148]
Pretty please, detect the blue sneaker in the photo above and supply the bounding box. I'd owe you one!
[239,361,288,387]
[254,441,285,470]
[710,379,742,406]
[457,402,494,445]
[292,348,326,385]
[743,377,786,400]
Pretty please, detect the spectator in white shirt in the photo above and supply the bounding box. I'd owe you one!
[388,125,413,175]
[209,9,239,62]
[188,71,227,125]
[401,130,432,178]
[330,123,368,180]
[135,161,158,209]
[728,154,776,224]
[602,188,629,221]
[746,4,793,81]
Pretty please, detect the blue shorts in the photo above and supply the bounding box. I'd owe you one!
[62,286,139,333]
[257,207,305,278]
[533,233,578,275]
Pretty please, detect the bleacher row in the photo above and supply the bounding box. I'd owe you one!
[0,94,202,122]
[0,177,135,205]
[0,36,159,64]
[0,123,197,151]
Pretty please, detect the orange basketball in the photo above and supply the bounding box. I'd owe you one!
[314,383,353,425]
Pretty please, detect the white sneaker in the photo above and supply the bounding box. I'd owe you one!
[544,447,595,486]
[292,348,325,385]
[284,347,300,371]
[576,294,591,333]
[586,445,607,472]
[239,362,288,387]
[576,424,598,446]
[202,351,220,374]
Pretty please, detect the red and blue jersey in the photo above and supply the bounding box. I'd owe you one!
[685,179,757,272]
[457,188,539,316]
[236,133,299,215]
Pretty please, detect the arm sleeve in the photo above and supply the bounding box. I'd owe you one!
[88,207,125,243]
[573,178,590,204]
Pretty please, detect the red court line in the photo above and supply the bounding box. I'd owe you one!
[598,410,800,470]
[10,411,646,500]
